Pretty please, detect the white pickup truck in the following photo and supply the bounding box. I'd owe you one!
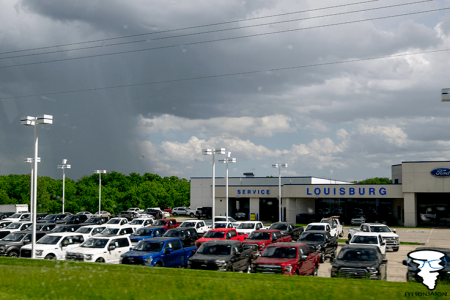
[348,223,399,252]
[305,222,337,237]
[320,217,344,237]
[236,221,266,235]
[347,232,387,255]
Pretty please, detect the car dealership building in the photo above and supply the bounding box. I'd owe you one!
[190,161,450,227]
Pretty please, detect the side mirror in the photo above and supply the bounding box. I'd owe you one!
[381,242,386,246]
[108,245,116,251]
[165,248,173,254]
[129,247,133,251]
[301,255,308,261]
[345,240,349,244]
[402,260,407,266]
[235,252,241,257]
[382,258,388,264]
[24,238,30,244]
[393,229,397,233]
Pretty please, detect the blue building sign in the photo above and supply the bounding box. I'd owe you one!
[306,187,387,196]
[431,168,450,177]
[237,189,271,195]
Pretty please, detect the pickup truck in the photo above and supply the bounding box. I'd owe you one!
[0,231,46,257]
[251,242,320,276]
[195,228,248,248]
[179,220,209,234]
[305,222,336,237]
[242,229,291,257]
[151,219,181,231]
[188,240,252,272]
[346,232,386,255]
[347,223,399,252]
[21,232,85,260]
[298,230,338,263]
[331,245,387,280]
[320,217,344,237]
[0,222,32,239]
[129,227,166,245]
[236,221,266,235]
[66,235,131,263]
[163,228,199,247]
[268,222,304,240]
[120,237,197,267]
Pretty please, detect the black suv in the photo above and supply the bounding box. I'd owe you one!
[0,212,15,220]
[0,232,47,257]
[196,207,212,219]
[118,211,139,221]
[51,224,83,233]
[298,230,338,263]
[163,228,199,247]
[331,245,387,280]
[37,213,70,223]
[146,209,163,219]
[56,214,88,225]
[81,216,109,225]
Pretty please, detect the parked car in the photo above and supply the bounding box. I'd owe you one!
[242,229,291,257]
[105,218,129,227]
[195,228,248,248]
[163,207,173,214]
[0,220,12,229]
[172,207,190,216]
[212,222,234,229]
[76,211,93,219]
[128,218,154,230]
[94,211,111,218]
[3,213,31,222]
[0,212,15,220]
[163,228,199,247]
[117,211,139,221]
[82,216,109,226]
[127,208,142,213]
[37,214,69,224]
[179,220,209,234]
[305,223,336,237]
[331,245,387,280]
[145,208,164,219]
[298,230,338,263]
[269,222,304,240]
[56,214,89,225]
[99,226,135,237]
[23,213,49,222]
[236,221,266,235]
[150,219,181,231]
[214,216,237,223]
[24,223,57,232]
[0,231,46,257]
[121,237,196,267]
[251,242,320,276]
[348,223,399,252]
[66,236,131,263]
[75,225,107,238]
[51,224,83,233]
[20,232,85,260]
[196,207,212,219]
[0,222,32,239]
[351,216,366,226]
[403,247,450,283]
[129,227,166,245]
[347,232,386,255]
[188,240,252,271]
[234,212,247,220]
[320,217,344,237]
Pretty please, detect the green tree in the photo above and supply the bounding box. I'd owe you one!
[354,177,392,184]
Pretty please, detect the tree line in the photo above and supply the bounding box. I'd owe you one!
[0,172,190,214]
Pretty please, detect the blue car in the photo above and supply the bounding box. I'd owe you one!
[129,226,166,245]
[120,237,196,268]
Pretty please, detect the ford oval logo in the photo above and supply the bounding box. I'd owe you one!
[431,168,450,177]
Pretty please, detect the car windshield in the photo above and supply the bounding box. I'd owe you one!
[129,220,144,225]
[85,218,100,223]
[306,225,325,231]
[269,224,288,231]
[204,231,225,238]
[37,235,62,245]
[198,244,231,255]
[262,246,297,259]
[43,215,56,220]
[102,228,119,235]
[134,228,154,236]
[338,249,378,261]
[6,223,23,229]
[299,233,325,242]
[76,227,92,234]
[10,214,21,218]
[247,232,271,240]
[81,238,108,248]
[62,216,72,221]
[52,226,70,233]
[214,217,236,222]
[370,226,391,233]
[164,230,183,237]
[352,236,379,245]
[213,223,228,229]
[180,222,196,228]
[3,232,27,242]
[134,241,164,252]
[237,223,255,229]
[107,219,121,224]
[153,220,167,226]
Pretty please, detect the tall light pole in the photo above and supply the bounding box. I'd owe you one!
[272,163,288,222]
[21,114,53,259]
[94,170,106,215]
[219,152,236,219]
[24,157,40,219]
[57,159,71,214]
[202,148,226,227]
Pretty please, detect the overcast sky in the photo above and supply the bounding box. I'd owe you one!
[2,0,450,182]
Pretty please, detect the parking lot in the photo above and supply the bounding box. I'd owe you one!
[318,227,450,282]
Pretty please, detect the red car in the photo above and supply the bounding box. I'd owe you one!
[242,229,291,257]
[251,243,320,276]
[149,218,180,231]
[163,207,173,214]
[195,228,248,248]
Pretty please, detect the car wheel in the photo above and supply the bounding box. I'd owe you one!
[320,252,325,263]
[44,254,56,260]
[313,266,318,276]
[393,247,399,252]
[190,213,195,218]
[96,257,105,263]
[155,262,163,267]
[226,265,234,272]
[339,231,344,237]
[7,251,19,258]
[348,234,351,240]
[173,212,177,216]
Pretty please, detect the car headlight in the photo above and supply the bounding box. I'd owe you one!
[144,257,153,266]
[258,244,265,250]
[367,267,378,274]
[215,260,227,267]
[84,254,93,261]
[0,247,5,253]
[35,250,43,256]
[282,265,292,273]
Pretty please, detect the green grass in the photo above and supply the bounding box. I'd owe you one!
[0,257,448,300]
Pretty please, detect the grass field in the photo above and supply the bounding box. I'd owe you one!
[0,257,448,300]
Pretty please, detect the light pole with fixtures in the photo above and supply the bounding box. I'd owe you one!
[21,114,53,259]
[24,157,40,221]
[219,152,236,219]
[202,148,226,227]
[94,170,106,215]
[57,159,71,214]
[272,163,288,222]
